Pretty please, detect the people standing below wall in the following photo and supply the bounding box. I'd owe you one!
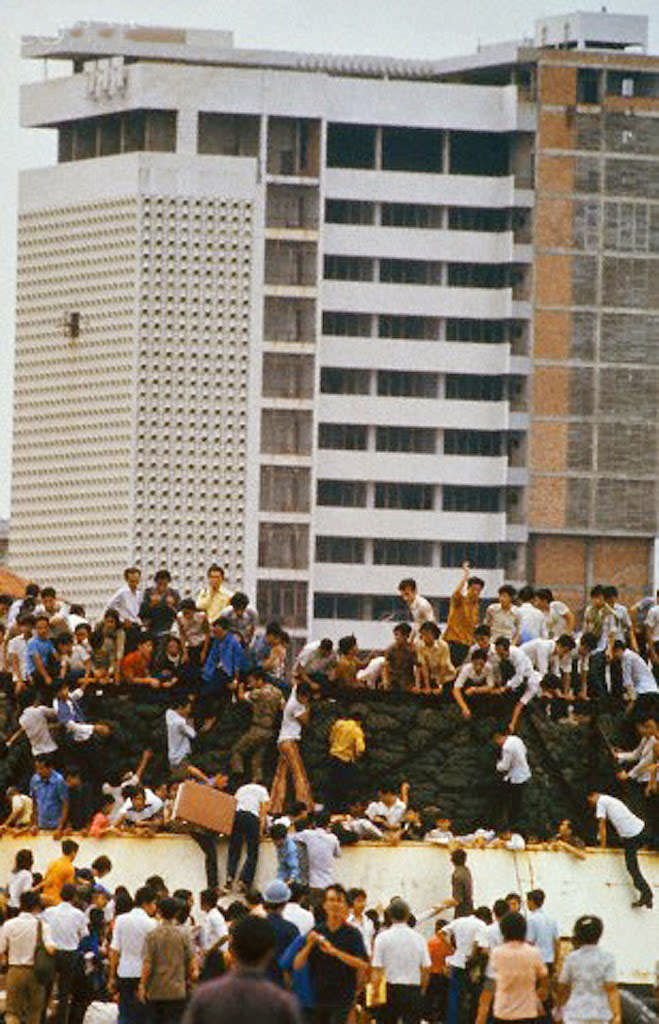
[475,911,548,1024]
[108,886,158,1024]
[556,915,620,1024]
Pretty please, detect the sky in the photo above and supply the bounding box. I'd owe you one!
[0,0,657,520]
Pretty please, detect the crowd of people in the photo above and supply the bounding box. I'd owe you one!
[0,564,657,1023]
[0,837,647,1024]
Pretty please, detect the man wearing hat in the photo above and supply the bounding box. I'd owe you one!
[263,879,300,988]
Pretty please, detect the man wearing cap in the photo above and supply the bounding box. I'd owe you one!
[263,880,300,988]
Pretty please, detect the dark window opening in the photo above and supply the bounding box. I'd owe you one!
[326,123,376,169]
[382,127,443,173]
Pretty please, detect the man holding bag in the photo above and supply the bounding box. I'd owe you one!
[0,890,56,1024]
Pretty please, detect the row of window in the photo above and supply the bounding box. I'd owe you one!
[315,480,504,512]
[323,256,525,289]
[319,368,517,402]
[315,537,508,567]
[317,424,513,456]
[326,124,510,176]
[325,200,517,232]
[322,313,519,343]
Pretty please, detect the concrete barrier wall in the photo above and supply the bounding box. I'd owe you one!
[1,836,656,983]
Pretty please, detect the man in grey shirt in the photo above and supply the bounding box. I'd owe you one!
[182,916,301,1024]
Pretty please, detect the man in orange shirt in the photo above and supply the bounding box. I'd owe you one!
[41,838,79,906]
[425,918,452,1023]
[443,562,485,668]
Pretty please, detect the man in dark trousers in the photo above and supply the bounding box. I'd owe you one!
[182,915,301,1024]
[293,883,369,1024]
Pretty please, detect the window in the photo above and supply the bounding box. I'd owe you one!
[257,580,308,628]
[382,128,443,173]
[375,482,434,509]
[316,536,365,563]
[376,427,436,453]
[445,375,504,401]
[262,354,314,398]
[317,479,367,507]
[373,539,433,566]
[261,410,312,454]
[381,203,443,228]
[325,200,375,225]
[326,123,376,168]
[378,315,439,340]
[442,486,502,512]
[449,132,509,176]
[441,542,504,568]
[320,368,370,394]
[577,68,601,105]
[260,466,311,512]
[448,264,508,288]
[377,371,438,398]
[446,319,507,343]
[198,113,259,156]
[323,312,372,337]
[444,430,503,456]
[324,256,374,281]
[448,207,509,232]
[145,111,177,152]
[313,593,366,619]
[380,259,442,285]
[259,523,309,569]
[318,423,368,450]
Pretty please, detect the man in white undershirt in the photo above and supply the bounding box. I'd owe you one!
[587,790,652,909]
[493,731,531,835]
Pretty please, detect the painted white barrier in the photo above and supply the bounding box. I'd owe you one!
[0,836,656,983]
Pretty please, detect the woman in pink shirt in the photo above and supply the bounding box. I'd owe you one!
[476,912,548,1024]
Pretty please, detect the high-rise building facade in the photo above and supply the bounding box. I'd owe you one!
[10,12,658,636]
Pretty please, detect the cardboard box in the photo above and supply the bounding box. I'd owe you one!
[172,781,236,835]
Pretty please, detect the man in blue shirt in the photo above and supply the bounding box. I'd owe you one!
[262,880,299,989]
[25,614,57,692]
[271,823,301,885]
[30,756,69,831]
[200,617,247,723]
[526,889,560,969]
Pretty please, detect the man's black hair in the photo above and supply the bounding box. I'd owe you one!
[154,569,171,582]
[467,577,485,589]
[527,889,545,907]
[451,849,467,866]
[590,584,604,598]
[230,591,249,609]
[231,915,275,966]
[178,598,197,611]
[135,885,156,907]
[270,823,288,841]
[500,911,527,941]
[338,634,357,655]
[158,897,178,921]
[498,584,517,598]
[60,884,76,902]
[580,632,598,651]
[494,636,511,651]
[41,586,57,599]
[398,578,417,591]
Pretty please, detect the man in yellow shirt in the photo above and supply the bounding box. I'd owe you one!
[327,713,365,812]
[443,561,485,668]
[196,564,233,623]
[41,839,78,906]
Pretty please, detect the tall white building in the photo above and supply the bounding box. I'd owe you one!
[12,16,657,638]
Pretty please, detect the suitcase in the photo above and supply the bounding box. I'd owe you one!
[172,780,236,834]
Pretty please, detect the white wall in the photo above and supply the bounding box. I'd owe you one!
[1,836,655,983]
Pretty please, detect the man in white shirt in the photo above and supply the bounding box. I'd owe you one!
[443,907,490,1024]
[452,650,496,719]
[109,885,157,1024]
[270,682,314,815]
[521,635,576,695]
[43,882,88,1024]
[398,578,436,638]
[0,891,55,1024]
[164,697,212,785]
[199,889,228,953]
[224,782,270,894]
[372,899,431,1022]
[534,589,575,639]
[494,732,531,834]
[295,814,341,903]
[516,587,547,643]
[493,638,541,732]
[115,787,164,829]
[615,714,659,789]
[105,568,143,628]
[347,888,375,955]
[587,791,652,908]
[365,783,409,833]
[282,882,315,937]
[13,695,59,757]
[525,889,559,971]
[610,642,658,706]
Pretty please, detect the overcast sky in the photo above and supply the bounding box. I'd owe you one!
[0,0,657,520]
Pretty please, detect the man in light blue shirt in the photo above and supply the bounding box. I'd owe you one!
[526,889,560,968]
